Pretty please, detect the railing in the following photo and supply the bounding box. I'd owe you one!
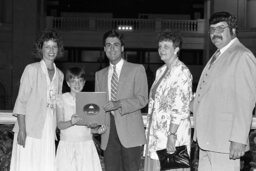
[46,16,205,33]
[2,111,256,129]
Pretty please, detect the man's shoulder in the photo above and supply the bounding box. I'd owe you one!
[230,39,252,54]
[230,40,255,60]
[96,66,109,74]
[124,61,144,70]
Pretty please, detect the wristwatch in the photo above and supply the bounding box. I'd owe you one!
[167,131,177,136]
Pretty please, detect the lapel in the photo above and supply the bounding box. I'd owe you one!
[197,39,240,96]
[117,60,129,98]
[102,67,109,98]
[153,65,167,88]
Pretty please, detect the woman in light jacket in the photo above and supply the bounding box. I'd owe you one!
[10,29,64,171]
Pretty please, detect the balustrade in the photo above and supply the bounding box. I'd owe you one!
[46,16,205,33]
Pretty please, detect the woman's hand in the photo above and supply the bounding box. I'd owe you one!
[166,134,177,153]
[17,128,26,148]
[17,114,26,147]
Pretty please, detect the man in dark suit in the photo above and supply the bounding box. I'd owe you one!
[192,11,256,171]
[95,30,148,171]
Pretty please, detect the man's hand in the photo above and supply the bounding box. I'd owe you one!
[229,141,246,159]
[103,101,121,112]
[17,128,26,148]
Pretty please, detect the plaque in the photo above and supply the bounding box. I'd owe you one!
[76,92,107,126]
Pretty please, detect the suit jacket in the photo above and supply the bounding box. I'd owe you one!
[193,38,256,153]
[95,60,148,150]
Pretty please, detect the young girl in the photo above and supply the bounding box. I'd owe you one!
[10,29,64,171]
[55,67,106,171]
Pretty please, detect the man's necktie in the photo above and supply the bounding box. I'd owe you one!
[111,65,118,101]
[209,49,220,69]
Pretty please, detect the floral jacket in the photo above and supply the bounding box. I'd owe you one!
[145,58,193,160]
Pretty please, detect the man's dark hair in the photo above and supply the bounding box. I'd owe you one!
[103,29,124,46]
[209,11,238,35]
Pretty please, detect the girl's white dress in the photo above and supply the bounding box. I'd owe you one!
[55,93,102,171]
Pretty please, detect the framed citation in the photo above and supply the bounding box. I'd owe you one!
[76,92,107,126]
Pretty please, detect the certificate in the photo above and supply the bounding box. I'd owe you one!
[76,92,107,126]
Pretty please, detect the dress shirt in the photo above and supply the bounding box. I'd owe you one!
[107,59,124,101]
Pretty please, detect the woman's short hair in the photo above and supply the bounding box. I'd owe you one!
[103,29,124,46]
[34,29,64,59]
[209,11,238,35]
[65,67,86,82]
[158,30,183,49]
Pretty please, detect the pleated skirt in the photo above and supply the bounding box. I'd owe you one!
[55,139,102,171]
[10,111,55,171]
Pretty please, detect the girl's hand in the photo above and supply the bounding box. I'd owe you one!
[91,125,107,134]
[17,128,26,148]
[166,134,177,154]
[71,114,81,125]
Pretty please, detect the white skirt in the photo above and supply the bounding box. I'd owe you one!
[10,110,55,171]
[55,139,102,171]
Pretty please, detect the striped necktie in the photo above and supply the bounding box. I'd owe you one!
[111,65,118,101]
[209,49,220,69]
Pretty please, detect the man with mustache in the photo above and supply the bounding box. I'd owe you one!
[192,11,256,171]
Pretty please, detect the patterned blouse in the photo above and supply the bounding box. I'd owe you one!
[145,58,193,160]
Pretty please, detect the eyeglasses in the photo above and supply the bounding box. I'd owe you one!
[209,26,229,34]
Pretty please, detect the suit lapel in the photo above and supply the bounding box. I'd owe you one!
[102,67,109,99]
[197,39,240,95]
[118,61,128,98]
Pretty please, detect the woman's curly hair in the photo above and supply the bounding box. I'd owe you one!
[33,29,64,59]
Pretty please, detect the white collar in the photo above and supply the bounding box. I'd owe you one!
[219,37,237,54]
[110,58,124,73]
[40,60,56,74]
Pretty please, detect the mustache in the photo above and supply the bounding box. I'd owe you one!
[212,35,223,40]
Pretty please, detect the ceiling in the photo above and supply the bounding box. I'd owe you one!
[47,0,205,18]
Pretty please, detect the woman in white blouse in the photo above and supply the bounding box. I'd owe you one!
[144,31,193,171]
[10,30,64,171]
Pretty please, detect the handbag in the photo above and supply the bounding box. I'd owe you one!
[156,145,190,170]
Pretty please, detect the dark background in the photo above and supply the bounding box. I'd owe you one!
[47,0,205,18]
